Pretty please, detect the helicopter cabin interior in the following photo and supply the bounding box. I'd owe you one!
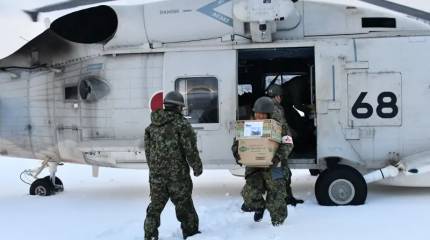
[237,47,316,160]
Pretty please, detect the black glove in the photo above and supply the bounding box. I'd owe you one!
[232,140,242,166]
[272,156,281,165]
[234,156,242,167]
[194,167,203,177]
[233,151,241,161]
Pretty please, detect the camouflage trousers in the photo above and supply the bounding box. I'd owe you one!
[284,165,293,197]
[144,176,199,239]
[241,167,288,223]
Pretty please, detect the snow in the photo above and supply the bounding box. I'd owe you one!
[0,157,430,240]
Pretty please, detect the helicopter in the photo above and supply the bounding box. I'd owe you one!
[1,0,430,205]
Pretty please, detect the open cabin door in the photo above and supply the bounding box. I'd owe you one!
[164,50,237,167]
[237,47,317,168]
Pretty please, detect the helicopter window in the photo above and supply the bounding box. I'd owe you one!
[175,77,219,124]
[238,84,252,96]
[65,85,78,100]
[265,74,299,88]
[238,84,253,120]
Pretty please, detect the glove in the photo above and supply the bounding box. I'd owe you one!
[272,156,281,165]
[233,151,241,162]
[232,140,242,166]
[235,156,242,167]
[194,167,203,177]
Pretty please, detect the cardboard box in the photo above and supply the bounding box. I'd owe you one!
[235,119,282,143]
[238,138,279,167]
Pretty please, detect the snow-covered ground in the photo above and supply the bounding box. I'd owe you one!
[0,157,429,240]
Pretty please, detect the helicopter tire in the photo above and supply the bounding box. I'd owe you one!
[315,165,367,206]
[29,178,55,196]
[43,176,64,192]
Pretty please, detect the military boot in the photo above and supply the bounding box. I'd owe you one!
[253,209,264,222]
[286,188,304,206]
[286,196,304,206]
[272,219,285,227]
[241,203,254,212]
[145,237,158,240]
[183,230,201,239]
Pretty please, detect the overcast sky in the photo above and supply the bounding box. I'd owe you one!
[1,0,430,59]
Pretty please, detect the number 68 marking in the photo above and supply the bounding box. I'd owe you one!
[352,92,399,119]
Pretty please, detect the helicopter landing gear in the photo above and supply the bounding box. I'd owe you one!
[30,177,54,196]
[29,176,64,196]
[24,160,64,196]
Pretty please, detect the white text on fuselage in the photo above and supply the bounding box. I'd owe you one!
[160,9,180,15]
[160,9,193,15]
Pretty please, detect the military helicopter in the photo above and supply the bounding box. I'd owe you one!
[24,0,118,22]
[1,0,430,206]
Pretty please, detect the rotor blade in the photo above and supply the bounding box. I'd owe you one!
[359,0,430,22]
[24,0,116,22]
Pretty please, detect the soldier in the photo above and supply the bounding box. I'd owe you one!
[232,97,293,226]
[144,91,203,240]
[267,84,304,206]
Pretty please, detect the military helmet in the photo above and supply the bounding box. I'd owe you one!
[164,91,185,106]
[253,96,274,114]
[266,84,283,97]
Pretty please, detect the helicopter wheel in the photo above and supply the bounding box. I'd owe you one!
[43,176,64,192]
[315,165,367,206]
[29,178,55,196]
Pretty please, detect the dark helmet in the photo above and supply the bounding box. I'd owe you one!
[266,84,283,97]
[253,96,274,114]
[164,91,185,107]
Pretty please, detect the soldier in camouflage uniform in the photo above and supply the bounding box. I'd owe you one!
[144,91,203,240]
[267,84,304,206]
[232,97,294,226]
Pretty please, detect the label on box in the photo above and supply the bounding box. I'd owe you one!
[243,121,264,137]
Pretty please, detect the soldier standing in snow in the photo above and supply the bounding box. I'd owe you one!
[267,84,304,206]
[144,91,203,240]
[232,96,293,226]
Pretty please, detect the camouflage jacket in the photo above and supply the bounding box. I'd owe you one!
[271,100,294,164]
[272,100,286,125]
[144,109,203,180]
[274,120,294,170]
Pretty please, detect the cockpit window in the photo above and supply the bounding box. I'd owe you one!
[175,77,219,124]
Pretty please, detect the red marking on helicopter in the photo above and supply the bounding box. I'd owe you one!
[150,91,164,112]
